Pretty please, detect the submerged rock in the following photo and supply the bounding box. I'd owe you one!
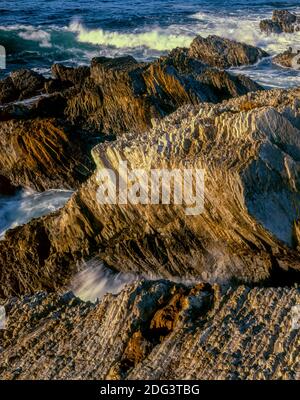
[0,87,300,298]
[260,10,300,34]
[0,281,298,379]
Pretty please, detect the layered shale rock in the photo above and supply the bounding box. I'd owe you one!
[0,42,262,191]
[0,280,299,379]
[0,87,300,298]
[273,47,300,69]
[260,10,300,34]
[187,35,269,69]
[63,53,262,133]
[0,116,96,191]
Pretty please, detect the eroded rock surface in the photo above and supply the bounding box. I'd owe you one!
[0,42,262,192]
[260,10,300,34]
[188,35,269,69]
[0,280,299,380]
[273,48,300,69]
[0,88,300,298]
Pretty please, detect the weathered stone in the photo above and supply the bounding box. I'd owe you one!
[0,281,298,380]
[273,47,300,69]
[260,10,300,34]
[188,35,269,69]
[0,88,300,298]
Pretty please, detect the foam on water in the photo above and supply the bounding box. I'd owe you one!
[69,20,193,51]
[0,188,73,239]
[70,259,138,302]
[1,7,300,87]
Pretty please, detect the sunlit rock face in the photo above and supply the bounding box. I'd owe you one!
[0,280,299,380]
[0,87,300,298]
[260,10,300,34]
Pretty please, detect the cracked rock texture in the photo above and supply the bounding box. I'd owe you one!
[260,10,300,34]
[0,87,300,298]
[0,38,262,192]
[0,280,299,380]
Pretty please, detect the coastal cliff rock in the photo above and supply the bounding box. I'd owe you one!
[273,48,300,69]
[0,69,46,104]
[0,117,96,191]
[0,87,300,298]
[0,280,299,379]
[260,10,300,34]
[63,53,262,133]
[188,35,269,69]
[0,41,262,191]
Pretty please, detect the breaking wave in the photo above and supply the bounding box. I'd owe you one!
[69,20,193,51]
[70,259,138,302]
[0,188,72,238]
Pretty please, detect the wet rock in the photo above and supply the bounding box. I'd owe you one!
[260,10,300,34]
[273,47,300,69]
[65,53,262,133]
[188,35,269,69]
[0,117,95,191]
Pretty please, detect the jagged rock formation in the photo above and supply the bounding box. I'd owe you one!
[0,41,262,191]
[0,69,46,105]
[187,35,269,69]
[0,117,97,191]
[0,280,299,379]
[260,10,300,34]
[62,53,261,133]
[273,48,300,69]
[1,87,300,298]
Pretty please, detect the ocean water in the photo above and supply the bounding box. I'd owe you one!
[0,0,300,88]
[0,189,73,238]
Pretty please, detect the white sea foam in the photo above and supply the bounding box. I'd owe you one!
[191,11,300,55]
[70,259,138,302]
[70,258,214,302]
[69,20,193,51]
[18,29,52,48]
[0,188,73,239]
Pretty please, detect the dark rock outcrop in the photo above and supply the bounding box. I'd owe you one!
[0,175,17,196]
[188,35,269,69]
[0,281,299,379]
[260,10,300,34]
[0,69,46,104]
[0,87,300,299]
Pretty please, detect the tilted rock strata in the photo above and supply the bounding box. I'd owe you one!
[260,10,300,34]
[0,42,262,191]
[63,53,262,133]
[0,117,96,191]
[0,280,299,380]
[0,88,300,298]
[188,35,269,69]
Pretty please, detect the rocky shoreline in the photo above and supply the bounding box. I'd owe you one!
[0,26,300,380]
